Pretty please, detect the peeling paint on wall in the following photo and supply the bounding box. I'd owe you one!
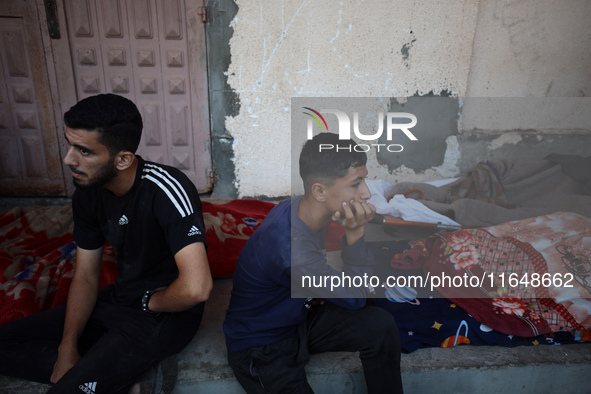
[375,94,458,172]
[488,133,523,150]
[400,32,416,68]
[366,135,462,186]
[206,0,241,198]
[225,0,479,197]
[216,0,590,198]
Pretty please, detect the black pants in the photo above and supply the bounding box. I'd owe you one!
[228,303,403,394]
[0,299,203,394]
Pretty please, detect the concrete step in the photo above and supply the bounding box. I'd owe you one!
[1,279,590,393]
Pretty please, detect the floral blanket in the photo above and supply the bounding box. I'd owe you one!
[0,200,275,327]
[391,211,591,337]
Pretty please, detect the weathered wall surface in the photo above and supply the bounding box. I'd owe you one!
[221,0,590,198]
[465,0,591,97]
[459,0,591,173]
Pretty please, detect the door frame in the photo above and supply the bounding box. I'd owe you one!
[36,0,78,196]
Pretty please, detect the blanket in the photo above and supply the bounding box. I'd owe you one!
[201,199,276,277]
[391,211,591,338]
[0,200,275,327]
[375,295,588,353]
[368,241,591,352]
[388,157,591,227]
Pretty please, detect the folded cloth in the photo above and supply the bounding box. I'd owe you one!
[367,179,460,226]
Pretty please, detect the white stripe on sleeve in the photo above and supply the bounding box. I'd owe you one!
[143,164,194,215]
[142,173,188,217]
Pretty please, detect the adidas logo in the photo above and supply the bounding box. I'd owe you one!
[119,215,129,225]
[79,382,97,393]
[188,225,201,236]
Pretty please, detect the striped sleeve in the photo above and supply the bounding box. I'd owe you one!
[142,163,194,218]
[142,162,206,253]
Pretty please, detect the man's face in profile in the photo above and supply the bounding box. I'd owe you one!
[63,127,118,189]
[322,165,371,217]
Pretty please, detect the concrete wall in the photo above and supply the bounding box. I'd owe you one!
[459,0,591,173]
[214,0,590,198]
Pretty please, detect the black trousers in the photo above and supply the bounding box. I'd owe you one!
[228,302,403,394]
[0,299,203,394]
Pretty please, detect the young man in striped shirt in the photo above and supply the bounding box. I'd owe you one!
[0,94,212,393]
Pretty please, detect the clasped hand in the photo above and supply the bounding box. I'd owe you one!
[331,200,376,246]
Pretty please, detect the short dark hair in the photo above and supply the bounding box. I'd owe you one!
[299,132,367,193]
[64,94,143,155]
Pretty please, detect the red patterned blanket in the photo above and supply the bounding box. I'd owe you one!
[0,200,275,327]
[392,211,591,337]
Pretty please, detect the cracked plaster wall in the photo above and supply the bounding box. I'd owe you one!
[223,0,590,198]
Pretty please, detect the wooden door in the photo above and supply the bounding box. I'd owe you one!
[0,0,66,196]
[63,0,212,193]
